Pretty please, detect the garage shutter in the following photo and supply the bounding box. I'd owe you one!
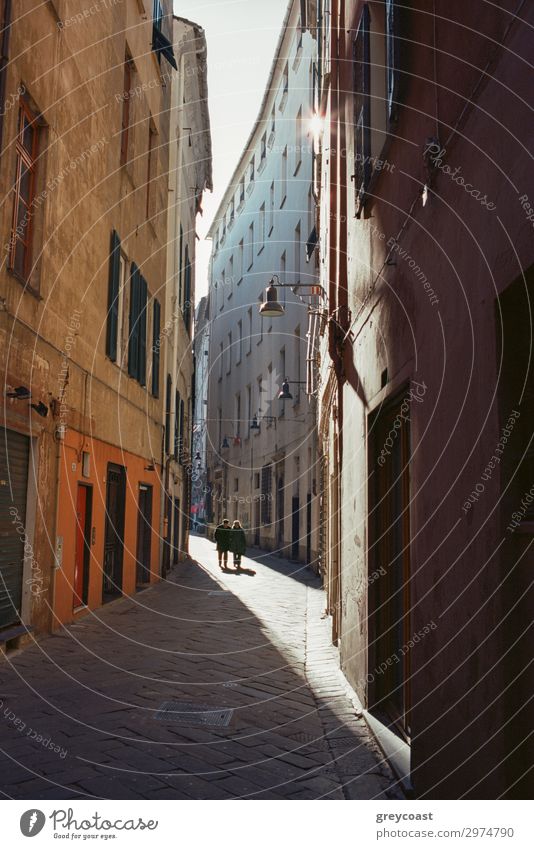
[0,429,30,629]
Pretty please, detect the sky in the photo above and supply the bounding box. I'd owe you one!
[174,0,289,300]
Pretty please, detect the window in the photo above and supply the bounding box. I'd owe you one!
[280,147,287,207]
[239,175,245,204]
[153,0,163,30]
[117,252,127,366]
[279,348,286,416]
[260,132,267,164]
[238,238,244,282]
[247,222,254,270]
[228,255,234,296]
[386,0,400,126]
[106,230,121,363]
[249,157,255,185]
[353,4,371,216]
[229,196,235,224]
[247,307,253,353]
[294,325,301,402]
[10,96,42,283]
[220,269,225,309]
[174,389,181,459]
[280,250,287,305]
[235,393,241,437]
[294,108,302,174]
[237,319,243,364]
[146,119,157,219]
[165,374,172,455]
[227,331,232,373]
[152,0,177,69]
[294,221,301,286]
[271,105,275,134]
[178,224,183,304]
[219,341,223,380]
[282,62,288,94]
[269,182,275,234]
[258,204,265,253]
[120,55,132,165]
[261,464,273,524]
[297,18,303,51]
[246,385,252,437]
[127,263,147,385]
[151,298,161,397]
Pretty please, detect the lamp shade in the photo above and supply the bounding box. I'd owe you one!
[259,283,285,317]
[278,380,293,401]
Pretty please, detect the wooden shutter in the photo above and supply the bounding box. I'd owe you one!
[152,299,160,397]
[165,374,172,455]
[106,230,121,361]
[138,275,147,386]
[353,4,371,216]
[128,262,140,378]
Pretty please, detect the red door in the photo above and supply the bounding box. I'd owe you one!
[74,485,90,608]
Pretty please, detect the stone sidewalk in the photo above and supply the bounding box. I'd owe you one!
[0,535,404,800]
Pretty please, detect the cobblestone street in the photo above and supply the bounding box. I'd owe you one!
[0,535,402,800]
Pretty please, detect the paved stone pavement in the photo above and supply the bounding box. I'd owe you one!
[0,535,404,800]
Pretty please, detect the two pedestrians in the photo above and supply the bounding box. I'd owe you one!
[214,518,248,572]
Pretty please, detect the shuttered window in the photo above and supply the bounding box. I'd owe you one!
[127,263,147,384]
[106,230,121,361]
[152,298,161,397]
[128,262,140,378]
[353,4,371,216]
[386,0,400,126]
[165,374,172,455]
[138,274,147,386]
[178,390,182,460]
[183,246,191,334]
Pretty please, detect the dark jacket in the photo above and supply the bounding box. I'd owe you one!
[230,528,247,556]
[214,523,231,552]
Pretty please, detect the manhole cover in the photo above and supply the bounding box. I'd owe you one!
[154,701,234,727]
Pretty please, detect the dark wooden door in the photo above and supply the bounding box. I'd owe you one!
[74,484,91,607]
[369,395,411,736]
[136,484,152,586]
[103,463,126,600]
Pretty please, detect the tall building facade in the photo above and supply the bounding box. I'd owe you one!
[0,1,210,643]
[316,0,534,797]
[163,16,212,569]
[206,0,319,563]
[191,295,210,529]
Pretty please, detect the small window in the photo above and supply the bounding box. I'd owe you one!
[10,96,44,284]
[239,175,245,204]
[146,118,157,220]
[294,108,302,174]
[238,238,244,282]
[247,222,254,270]
[227,332,232,373]
[237,319,243,364]
[260,132,267,163]
[283,62,289,94]
[269,182,275,234]
[120,55,133,165]
[258,204,265,253]
[386,0,400,126]
[249,157,255,184]
[280,147,287,207]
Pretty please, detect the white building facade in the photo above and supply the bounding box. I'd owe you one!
[206,0,319,564]
[163,16,212,568]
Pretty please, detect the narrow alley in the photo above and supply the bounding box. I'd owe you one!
[0,537,402,800]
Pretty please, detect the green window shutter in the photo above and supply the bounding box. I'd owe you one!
[152,299,160,397]
[106,230,121,361]
[128,262,140,378]
[165,374,172,455]
[138,275,148,386]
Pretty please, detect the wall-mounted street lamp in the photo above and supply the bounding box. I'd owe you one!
[5,386,49,417]
[258,275,327,318]
[251,413,277,429]
[278,379,307,401]
[221,436,230,450]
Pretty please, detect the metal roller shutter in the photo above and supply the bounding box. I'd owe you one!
[0,428,30,629]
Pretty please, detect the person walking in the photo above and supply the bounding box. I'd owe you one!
[230,520,247,571]
[214,518,231,570]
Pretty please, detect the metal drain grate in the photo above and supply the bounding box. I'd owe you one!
[154,701,234,727]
